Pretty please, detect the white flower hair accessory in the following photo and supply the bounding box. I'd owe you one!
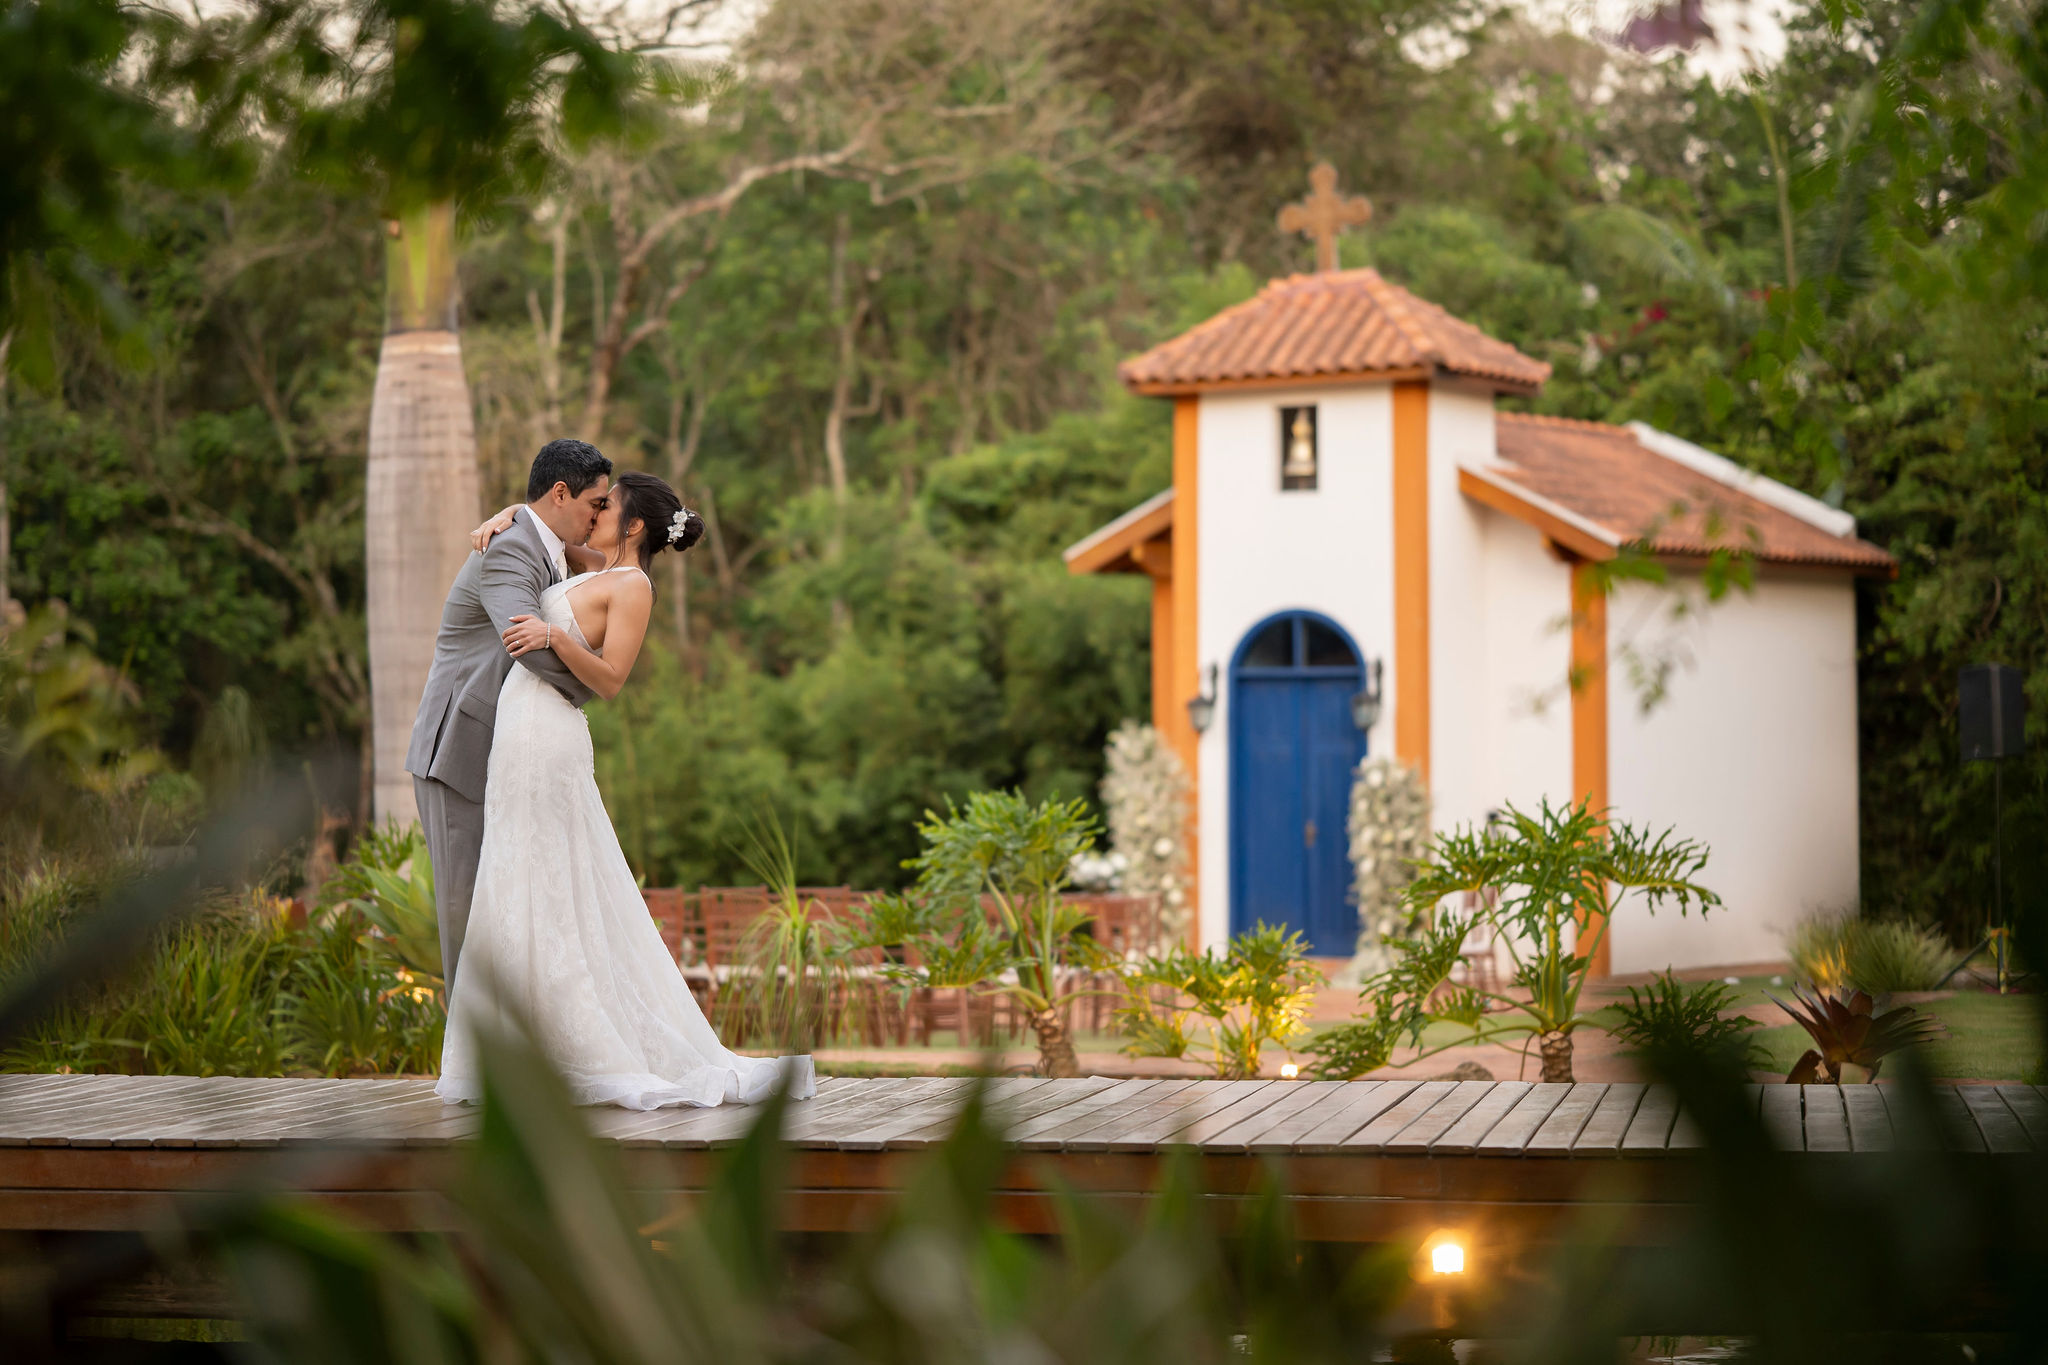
[668,508,693,544]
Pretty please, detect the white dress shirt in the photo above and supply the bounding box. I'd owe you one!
[527,507,569,581]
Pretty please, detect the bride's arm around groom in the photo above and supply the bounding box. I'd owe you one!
[502,569,649,702]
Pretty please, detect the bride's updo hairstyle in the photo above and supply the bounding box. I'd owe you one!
[611,471,704,576]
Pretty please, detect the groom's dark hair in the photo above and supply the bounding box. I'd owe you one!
[527,438,612,501]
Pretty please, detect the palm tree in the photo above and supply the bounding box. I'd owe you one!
[285,0,633,823]
[363,198,482,825]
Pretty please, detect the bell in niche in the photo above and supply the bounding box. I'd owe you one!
[1282,407,1318,484]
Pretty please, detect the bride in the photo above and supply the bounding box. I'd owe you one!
[436,470,815,1111]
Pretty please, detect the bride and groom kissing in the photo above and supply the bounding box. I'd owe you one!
[406,438,815,1111]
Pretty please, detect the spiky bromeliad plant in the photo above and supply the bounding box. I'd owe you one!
[1771,984,1945,1083]
[1306,797,1719,1084]
[849,791,1113,1077]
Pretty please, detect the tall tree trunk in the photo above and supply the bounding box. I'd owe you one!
[526,208,568,437]
[0,327,11,613]
[660,356,709,666]
[365,201,481,826]
[822,212,864,513]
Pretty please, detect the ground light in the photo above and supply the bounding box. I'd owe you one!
[1279,1063,1299,1078]
[1402,1231,1475,1339]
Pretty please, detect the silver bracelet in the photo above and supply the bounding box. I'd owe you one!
[545,624,552,650]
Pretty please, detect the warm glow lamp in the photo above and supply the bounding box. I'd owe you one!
[1430,1240,1466,1275]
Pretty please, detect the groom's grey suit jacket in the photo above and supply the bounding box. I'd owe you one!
[405,508,596,804]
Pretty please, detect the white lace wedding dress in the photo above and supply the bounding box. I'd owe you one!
[436,566,816,1111]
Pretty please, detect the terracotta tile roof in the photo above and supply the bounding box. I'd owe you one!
[1483,413,1896,574]
[1119,269,1552,394]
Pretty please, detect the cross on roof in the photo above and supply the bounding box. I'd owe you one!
[1277,163,1372,273]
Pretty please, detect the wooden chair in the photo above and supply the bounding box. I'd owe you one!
[638,886,1166,1047]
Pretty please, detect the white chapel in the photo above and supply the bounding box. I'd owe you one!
[1064,174,1894,976]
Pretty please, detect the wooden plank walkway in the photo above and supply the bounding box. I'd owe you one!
[3,1076,2041,1245]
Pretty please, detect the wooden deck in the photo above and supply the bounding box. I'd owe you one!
[4,1075,2043,1245]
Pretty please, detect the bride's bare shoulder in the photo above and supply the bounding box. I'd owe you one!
[608,566,654,609]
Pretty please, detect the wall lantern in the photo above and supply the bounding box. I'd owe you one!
[1187,664,1219,734]
[1350,658,1385,732]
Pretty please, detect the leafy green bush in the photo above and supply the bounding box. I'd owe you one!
[1846,920,1957,994]
[1786,911,1855,991]
[1787,911,1955,995]
[1114,924,1323,1079]
[1,888,442,1077]
[1610,971,1765,1072]
[320,819,442,983]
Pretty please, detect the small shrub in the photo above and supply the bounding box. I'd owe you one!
[114,909,298,1076]
[725,813,852,1051]
[2,887,446,1078]
[1609,970,1765,1072]
[321,820,441,983]
[1786,910,1954,995]
[283,916,443,1076]
[1786,911,1854,991]
[1845,920,1955,994]
[1115,924,1323,1079]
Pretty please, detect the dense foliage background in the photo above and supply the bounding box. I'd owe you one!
[3,0,2043,934]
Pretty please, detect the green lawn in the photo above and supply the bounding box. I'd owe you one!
[1597,974,2044,1082]
[1309,976,2046,1083]
[1747,986,2045,1082]
[810,985,2045,1083]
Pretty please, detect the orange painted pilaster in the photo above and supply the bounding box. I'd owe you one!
[1168,397,1201,947]
[1149,571,1175,738]
[1392,381,1431,781]
[1570,558,1612,979]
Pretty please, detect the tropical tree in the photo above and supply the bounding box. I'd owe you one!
[848,791,1112,1077]
[273,0,636,822]
[1307,798,1719,1083]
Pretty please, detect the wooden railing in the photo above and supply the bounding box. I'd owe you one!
[638,887,1165,1045]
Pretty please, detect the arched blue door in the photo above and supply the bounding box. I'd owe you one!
[1228,612,1367,956]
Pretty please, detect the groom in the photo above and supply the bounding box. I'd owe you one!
[405,438,613,993]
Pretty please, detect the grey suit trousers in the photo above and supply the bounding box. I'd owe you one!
[415,774,486,989]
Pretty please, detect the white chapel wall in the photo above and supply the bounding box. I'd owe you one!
[1425,382,1502,834]
[1473,507,1574,821]
[1193,384,1397,949]
[1606,572,1862,973]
